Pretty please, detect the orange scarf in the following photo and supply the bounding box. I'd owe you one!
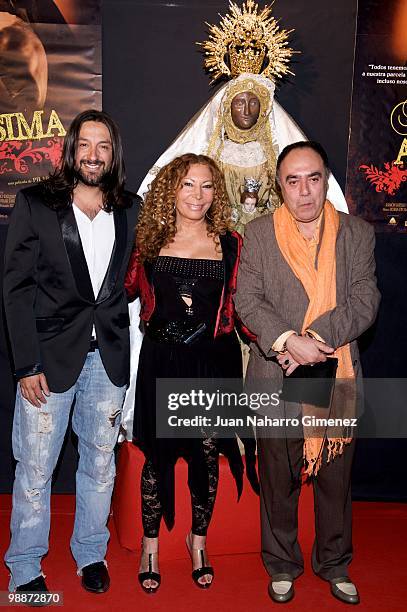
[274,200,354,475]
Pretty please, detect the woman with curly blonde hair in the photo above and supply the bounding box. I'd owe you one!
[135,153,231,263]
[125,153,257,593]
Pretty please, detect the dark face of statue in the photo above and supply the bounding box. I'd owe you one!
[231,91,260,130]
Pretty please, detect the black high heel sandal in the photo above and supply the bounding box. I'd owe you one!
[186,532,214,589]
[138,540,161,594]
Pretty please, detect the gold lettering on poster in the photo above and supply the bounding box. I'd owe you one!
[44,110,66,138]
[0,110,66,142]
[390,100,407,135]
[394,138,407,165]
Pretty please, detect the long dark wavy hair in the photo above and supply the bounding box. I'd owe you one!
[43,109,130,210]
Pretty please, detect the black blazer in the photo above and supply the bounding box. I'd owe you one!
[3,184,140,392]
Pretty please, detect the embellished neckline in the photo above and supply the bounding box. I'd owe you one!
[157,255,222,263]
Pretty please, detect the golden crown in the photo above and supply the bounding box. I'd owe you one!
[198,0,296,83]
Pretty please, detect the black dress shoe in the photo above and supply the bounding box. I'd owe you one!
[268,573,294,603]
[81,562,110,593]
[16,576,49,606]
[330,577,360,605]
[16,576,48,593]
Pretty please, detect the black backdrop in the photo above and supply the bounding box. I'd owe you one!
[1,0,406,499]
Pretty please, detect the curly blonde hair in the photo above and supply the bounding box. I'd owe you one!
[136,153,232,262]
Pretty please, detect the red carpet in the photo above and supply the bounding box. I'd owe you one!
[1,453,406,611]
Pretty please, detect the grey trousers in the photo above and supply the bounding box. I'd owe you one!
[257,435,355,581]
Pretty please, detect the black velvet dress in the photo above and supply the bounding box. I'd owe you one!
[133,255,243,531]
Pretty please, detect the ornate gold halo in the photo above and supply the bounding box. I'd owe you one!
[198,0,296,83]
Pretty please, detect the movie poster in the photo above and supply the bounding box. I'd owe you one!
[346,0,407,232]
[0,1,101,223]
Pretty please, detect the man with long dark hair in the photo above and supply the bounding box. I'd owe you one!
[3,109,140,595]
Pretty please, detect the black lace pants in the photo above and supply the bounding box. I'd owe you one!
[141,438,219,537]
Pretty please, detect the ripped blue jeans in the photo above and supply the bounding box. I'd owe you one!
[4,349,126,590]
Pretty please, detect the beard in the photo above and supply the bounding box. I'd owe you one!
[75,159,109,187]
